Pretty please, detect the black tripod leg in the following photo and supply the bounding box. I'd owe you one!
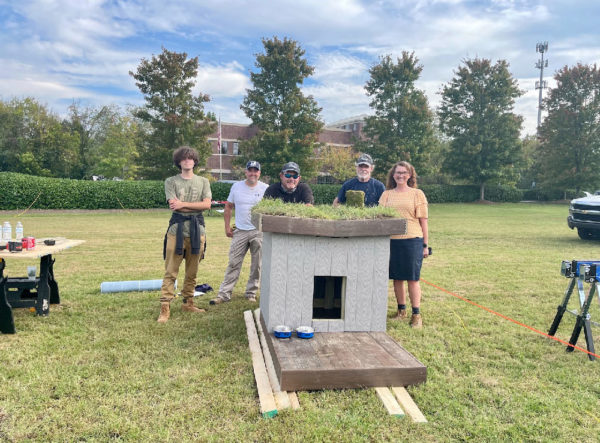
[549,279,576,336]
[0,259,16,334]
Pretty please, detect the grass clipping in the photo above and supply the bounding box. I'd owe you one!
[252,198,398,220]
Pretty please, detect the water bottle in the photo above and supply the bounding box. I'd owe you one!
[15,221,23,240]
[2,221,11,242]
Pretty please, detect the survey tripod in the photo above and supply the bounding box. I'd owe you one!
[548,260,600,361]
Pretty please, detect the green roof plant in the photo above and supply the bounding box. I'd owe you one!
[252,198,398,220]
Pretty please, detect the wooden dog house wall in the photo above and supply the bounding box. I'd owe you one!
[254,215,407,333]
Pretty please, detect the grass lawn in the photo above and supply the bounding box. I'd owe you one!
[1,203,599,441]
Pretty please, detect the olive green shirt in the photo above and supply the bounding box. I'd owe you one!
[164,174,212,237]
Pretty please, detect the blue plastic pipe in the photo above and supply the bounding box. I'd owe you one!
[100,279,175,293]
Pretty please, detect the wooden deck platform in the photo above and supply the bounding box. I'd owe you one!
[262,316,427,391]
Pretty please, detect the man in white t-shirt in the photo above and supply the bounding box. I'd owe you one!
[210,161,268,304]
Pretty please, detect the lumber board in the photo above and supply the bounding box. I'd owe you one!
[391,386,427,423]
[288,392,300,410]
[375,387,405,418]
[253,309,292,410]
[243,310,278,418]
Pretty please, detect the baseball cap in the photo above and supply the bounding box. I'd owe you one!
[281,161,300,174]
[356,153,374,166]
[246,160,261,170]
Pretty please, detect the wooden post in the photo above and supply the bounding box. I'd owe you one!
[253,309,293,410]
[244,310,277,418]
[391,387,427,423]
[375,387,405,418]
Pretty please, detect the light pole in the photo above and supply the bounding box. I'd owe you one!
[535,41,549,130]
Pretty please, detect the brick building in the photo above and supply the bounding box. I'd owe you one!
[205,115,368,181]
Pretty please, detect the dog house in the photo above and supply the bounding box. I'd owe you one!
[255,214,407,333]
[252,213,427,391]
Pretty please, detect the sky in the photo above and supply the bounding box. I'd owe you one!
[1,0,598,137]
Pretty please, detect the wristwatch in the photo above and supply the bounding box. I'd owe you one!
[423,243,428,248]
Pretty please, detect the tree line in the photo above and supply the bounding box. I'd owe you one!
[1,37,599,199]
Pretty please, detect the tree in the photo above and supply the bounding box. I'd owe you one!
[238,37,323,180]
[129,47,214,179]
[316,145,357,183]
[0,97,79,177]
[357,52,439,180]
[537,63,600,194]
[438,58,523,200]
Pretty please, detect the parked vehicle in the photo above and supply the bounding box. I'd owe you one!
[567,191,600,240]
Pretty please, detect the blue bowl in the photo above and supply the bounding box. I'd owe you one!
[296,326,314,339]
[273,325,292,339]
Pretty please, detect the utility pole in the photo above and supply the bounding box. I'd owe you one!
[535,41,549,130]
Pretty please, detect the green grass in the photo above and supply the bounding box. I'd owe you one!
[1,204,600,441]
[253,199,398,219]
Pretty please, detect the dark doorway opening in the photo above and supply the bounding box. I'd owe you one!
[313,276,345,319]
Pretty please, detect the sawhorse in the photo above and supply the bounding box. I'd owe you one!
[548,260,600,361]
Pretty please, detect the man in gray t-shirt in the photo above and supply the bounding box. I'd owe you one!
[210,161,268,305]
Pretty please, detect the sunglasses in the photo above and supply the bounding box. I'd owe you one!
[284,173,299,179]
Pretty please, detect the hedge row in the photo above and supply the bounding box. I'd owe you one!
[0,172,546,210]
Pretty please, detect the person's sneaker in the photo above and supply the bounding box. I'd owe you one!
[209,297,227,305]
[394,308,407,320]
[409,314,423,328]
[246,296,257,303]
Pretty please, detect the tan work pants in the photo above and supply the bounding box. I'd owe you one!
[160,234,205,302]
[217,228,262,301]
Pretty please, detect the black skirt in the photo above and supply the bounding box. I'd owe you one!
[389,238,423,281]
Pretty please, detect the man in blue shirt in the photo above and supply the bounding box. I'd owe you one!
[333,153,385,207]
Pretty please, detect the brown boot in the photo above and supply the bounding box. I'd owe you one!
[157,302,170,323]
[394,308,407,320]
[409,313,422,328]
[182,297,206,313]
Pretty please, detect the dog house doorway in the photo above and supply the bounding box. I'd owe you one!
[313,276,346,319]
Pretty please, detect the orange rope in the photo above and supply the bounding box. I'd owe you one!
[421,278,600,359]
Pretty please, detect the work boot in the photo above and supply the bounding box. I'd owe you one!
[394,308,407,320]
[409,314,423,328]
[182,298,206,313]
[246,295,257,303]
[157,302,171,323]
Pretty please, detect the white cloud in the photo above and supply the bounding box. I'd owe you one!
[195,62,251,99]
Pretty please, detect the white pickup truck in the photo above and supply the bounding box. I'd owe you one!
[568,191,600,240]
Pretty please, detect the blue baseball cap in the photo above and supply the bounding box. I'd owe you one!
[246,160,261,170]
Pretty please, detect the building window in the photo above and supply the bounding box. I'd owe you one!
[233,142,239,155]
[221,141,228,154]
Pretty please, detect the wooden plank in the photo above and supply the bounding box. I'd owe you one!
[330,237,348,276]
[375,387,405,418]
[266,234,288,331]
[253,309,291,410]
[314,238,332,275]
[344,243,359,331]
[288,392,300,409]
[300,236,316,327]
[243,310,278,418]
[371,237,390,331]
[0,238,85,259]
[391,386,428,423]
[285,236,305,328]
[355,240,375,331]
[267,332,427,391]
[253,214,407,238]
[259,233,273,323]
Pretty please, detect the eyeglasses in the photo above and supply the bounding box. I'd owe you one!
[395,171,410,176]
[284,173,299,179]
